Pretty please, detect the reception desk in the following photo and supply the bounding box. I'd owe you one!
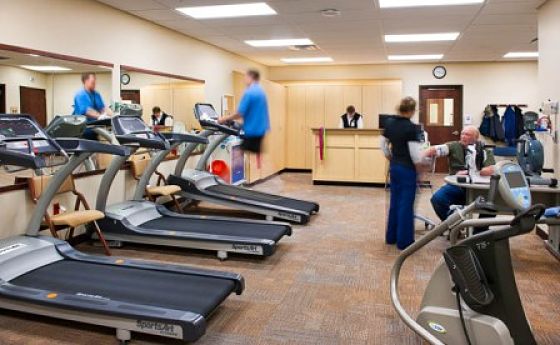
[311,128,387,184]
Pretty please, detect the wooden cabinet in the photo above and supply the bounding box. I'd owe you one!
[285,80,402,169]
[311,129,387,184]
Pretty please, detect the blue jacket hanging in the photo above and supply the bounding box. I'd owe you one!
[502,105,517,146]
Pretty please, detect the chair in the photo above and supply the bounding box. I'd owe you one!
[21,175,111,256]
[129,154,184,213]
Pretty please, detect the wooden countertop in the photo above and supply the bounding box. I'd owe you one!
[311,128,383,134]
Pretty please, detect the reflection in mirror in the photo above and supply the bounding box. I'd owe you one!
[426,98,454,127]
[0,48,113,186]
[119,67,205,132]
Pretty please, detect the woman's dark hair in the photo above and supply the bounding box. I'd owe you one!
[398,97,417,115]
[346,105,356,113]
[152,106,161,114]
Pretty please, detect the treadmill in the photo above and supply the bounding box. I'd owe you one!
[168,103,319,224]
[0,114,243,343]
[95,115,292,260]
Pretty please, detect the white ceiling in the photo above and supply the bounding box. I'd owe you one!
[96,0,543,66]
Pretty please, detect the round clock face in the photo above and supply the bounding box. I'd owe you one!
[433,66,447,79]
[120,73,131,85]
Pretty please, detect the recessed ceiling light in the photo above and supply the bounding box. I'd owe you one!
[321,9,341,17]
[246,38,314,47]
[20,65,71,72]
[385,32,460,42]
[388,54,444,61]
[281,57,333,63]
[504,52,539,58]
[379,0,484,8]
[176,2,276,19]
[27,54,40,57]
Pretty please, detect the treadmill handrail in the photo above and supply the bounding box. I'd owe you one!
[161,132,209,145]
[195,133,229,171]
[174,130,213,175]
[199,120,239,136]
[56,138,130,157]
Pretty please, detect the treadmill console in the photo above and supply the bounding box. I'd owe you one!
[497,161,531,211]
[194,103,239,136]
[0,114,63,169]
[45,115,87,138]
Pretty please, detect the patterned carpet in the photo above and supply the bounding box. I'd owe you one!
[0,173,559,345]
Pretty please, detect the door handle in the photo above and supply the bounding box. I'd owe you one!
[452,130,459,136]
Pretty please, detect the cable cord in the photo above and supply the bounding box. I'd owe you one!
[454,286,473,345]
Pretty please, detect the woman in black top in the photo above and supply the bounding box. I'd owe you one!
[381,97,424,250]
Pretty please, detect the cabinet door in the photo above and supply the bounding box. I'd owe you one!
[343,85,363,113]
[305,86,325,168]
[286,86,307,168]
[381,83,402,114]
[324,85,345,128]
[362,85,383,128]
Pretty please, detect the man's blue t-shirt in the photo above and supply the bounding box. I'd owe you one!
[73,89,105,119]
[237,83,270,137]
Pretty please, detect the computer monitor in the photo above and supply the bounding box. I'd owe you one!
[379,114,396,129]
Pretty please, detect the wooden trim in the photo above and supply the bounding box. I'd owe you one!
[120,65,205,84]
[0,43,113,68]
[0,182,28,193]
[278,79,402,86]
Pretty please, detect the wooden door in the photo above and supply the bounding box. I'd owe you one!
[121,89,140,104]
[20,86,47,127]
[0,84,5,113]
[419,85,463,173]
[286,86,306,168]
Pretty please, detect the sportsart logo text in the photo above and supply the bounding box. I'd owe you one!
[0,243,27,256]
[136,321,180,338]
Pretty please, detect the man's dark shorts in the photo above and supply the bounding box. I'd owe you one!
[241,136,264,153]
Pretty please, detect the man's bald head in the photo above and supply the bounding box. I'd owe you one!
[460,126,480,146]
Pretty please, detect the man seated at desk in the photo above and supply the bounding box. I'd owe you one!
[339,105,364,129]
[151,106,172,126]
[424,126,496,233]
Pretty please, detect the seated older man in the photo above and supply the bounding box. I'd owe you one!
[424,126,495,233]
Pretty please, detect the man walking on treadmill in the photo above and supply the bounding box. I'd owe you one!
[218,69,269,153]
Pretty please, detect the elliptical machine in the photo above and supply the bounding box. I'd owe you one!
[517,111,557,187]
[391,161,544,345]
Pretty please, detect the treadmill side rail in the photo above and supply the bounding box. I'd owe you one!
[0,282,205,341]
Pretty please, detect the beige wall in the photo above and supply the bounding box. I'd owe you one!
[0,65,49,114]
[538,0,560,174]
[0,0,267,110]
[270,61,539,127]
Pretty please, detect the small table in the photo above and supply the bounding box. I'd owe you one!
[444,175,560,260]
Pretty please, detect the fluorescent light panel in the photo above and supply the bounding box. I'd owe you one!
[281,57,333,63]
[245,38,313,47]
[504,52,538,58]
[176,2,276,19]
[20,65,71,71]
[385,32,460,42]
[380,0,484,8]
[388,54,443,61]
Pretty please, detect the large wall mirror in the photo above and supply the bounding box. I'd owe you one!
[0,45,114,187]
[119,66,205,131]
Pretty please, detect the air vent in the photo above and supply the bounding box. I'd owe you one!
[289,44,319,51]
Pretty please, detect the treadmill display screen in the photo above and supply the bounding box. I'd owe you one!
[118,117,150,134]
[505,171,527,188]
[0,118,43,139]
[196,104,218,121]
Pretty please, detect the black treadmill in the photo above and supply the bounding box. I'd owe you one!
[95,115,292,260]
[0,114,243,343]
[168,103,319,224]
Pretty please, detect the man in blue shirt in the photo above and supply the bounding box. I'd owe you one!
[218,69,269,153]
[73,72,112,139]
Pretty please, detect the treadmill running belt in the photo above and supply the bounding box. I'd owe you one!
[11,260,234,317]
[141,217,288,242]
[207,185,318,213]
